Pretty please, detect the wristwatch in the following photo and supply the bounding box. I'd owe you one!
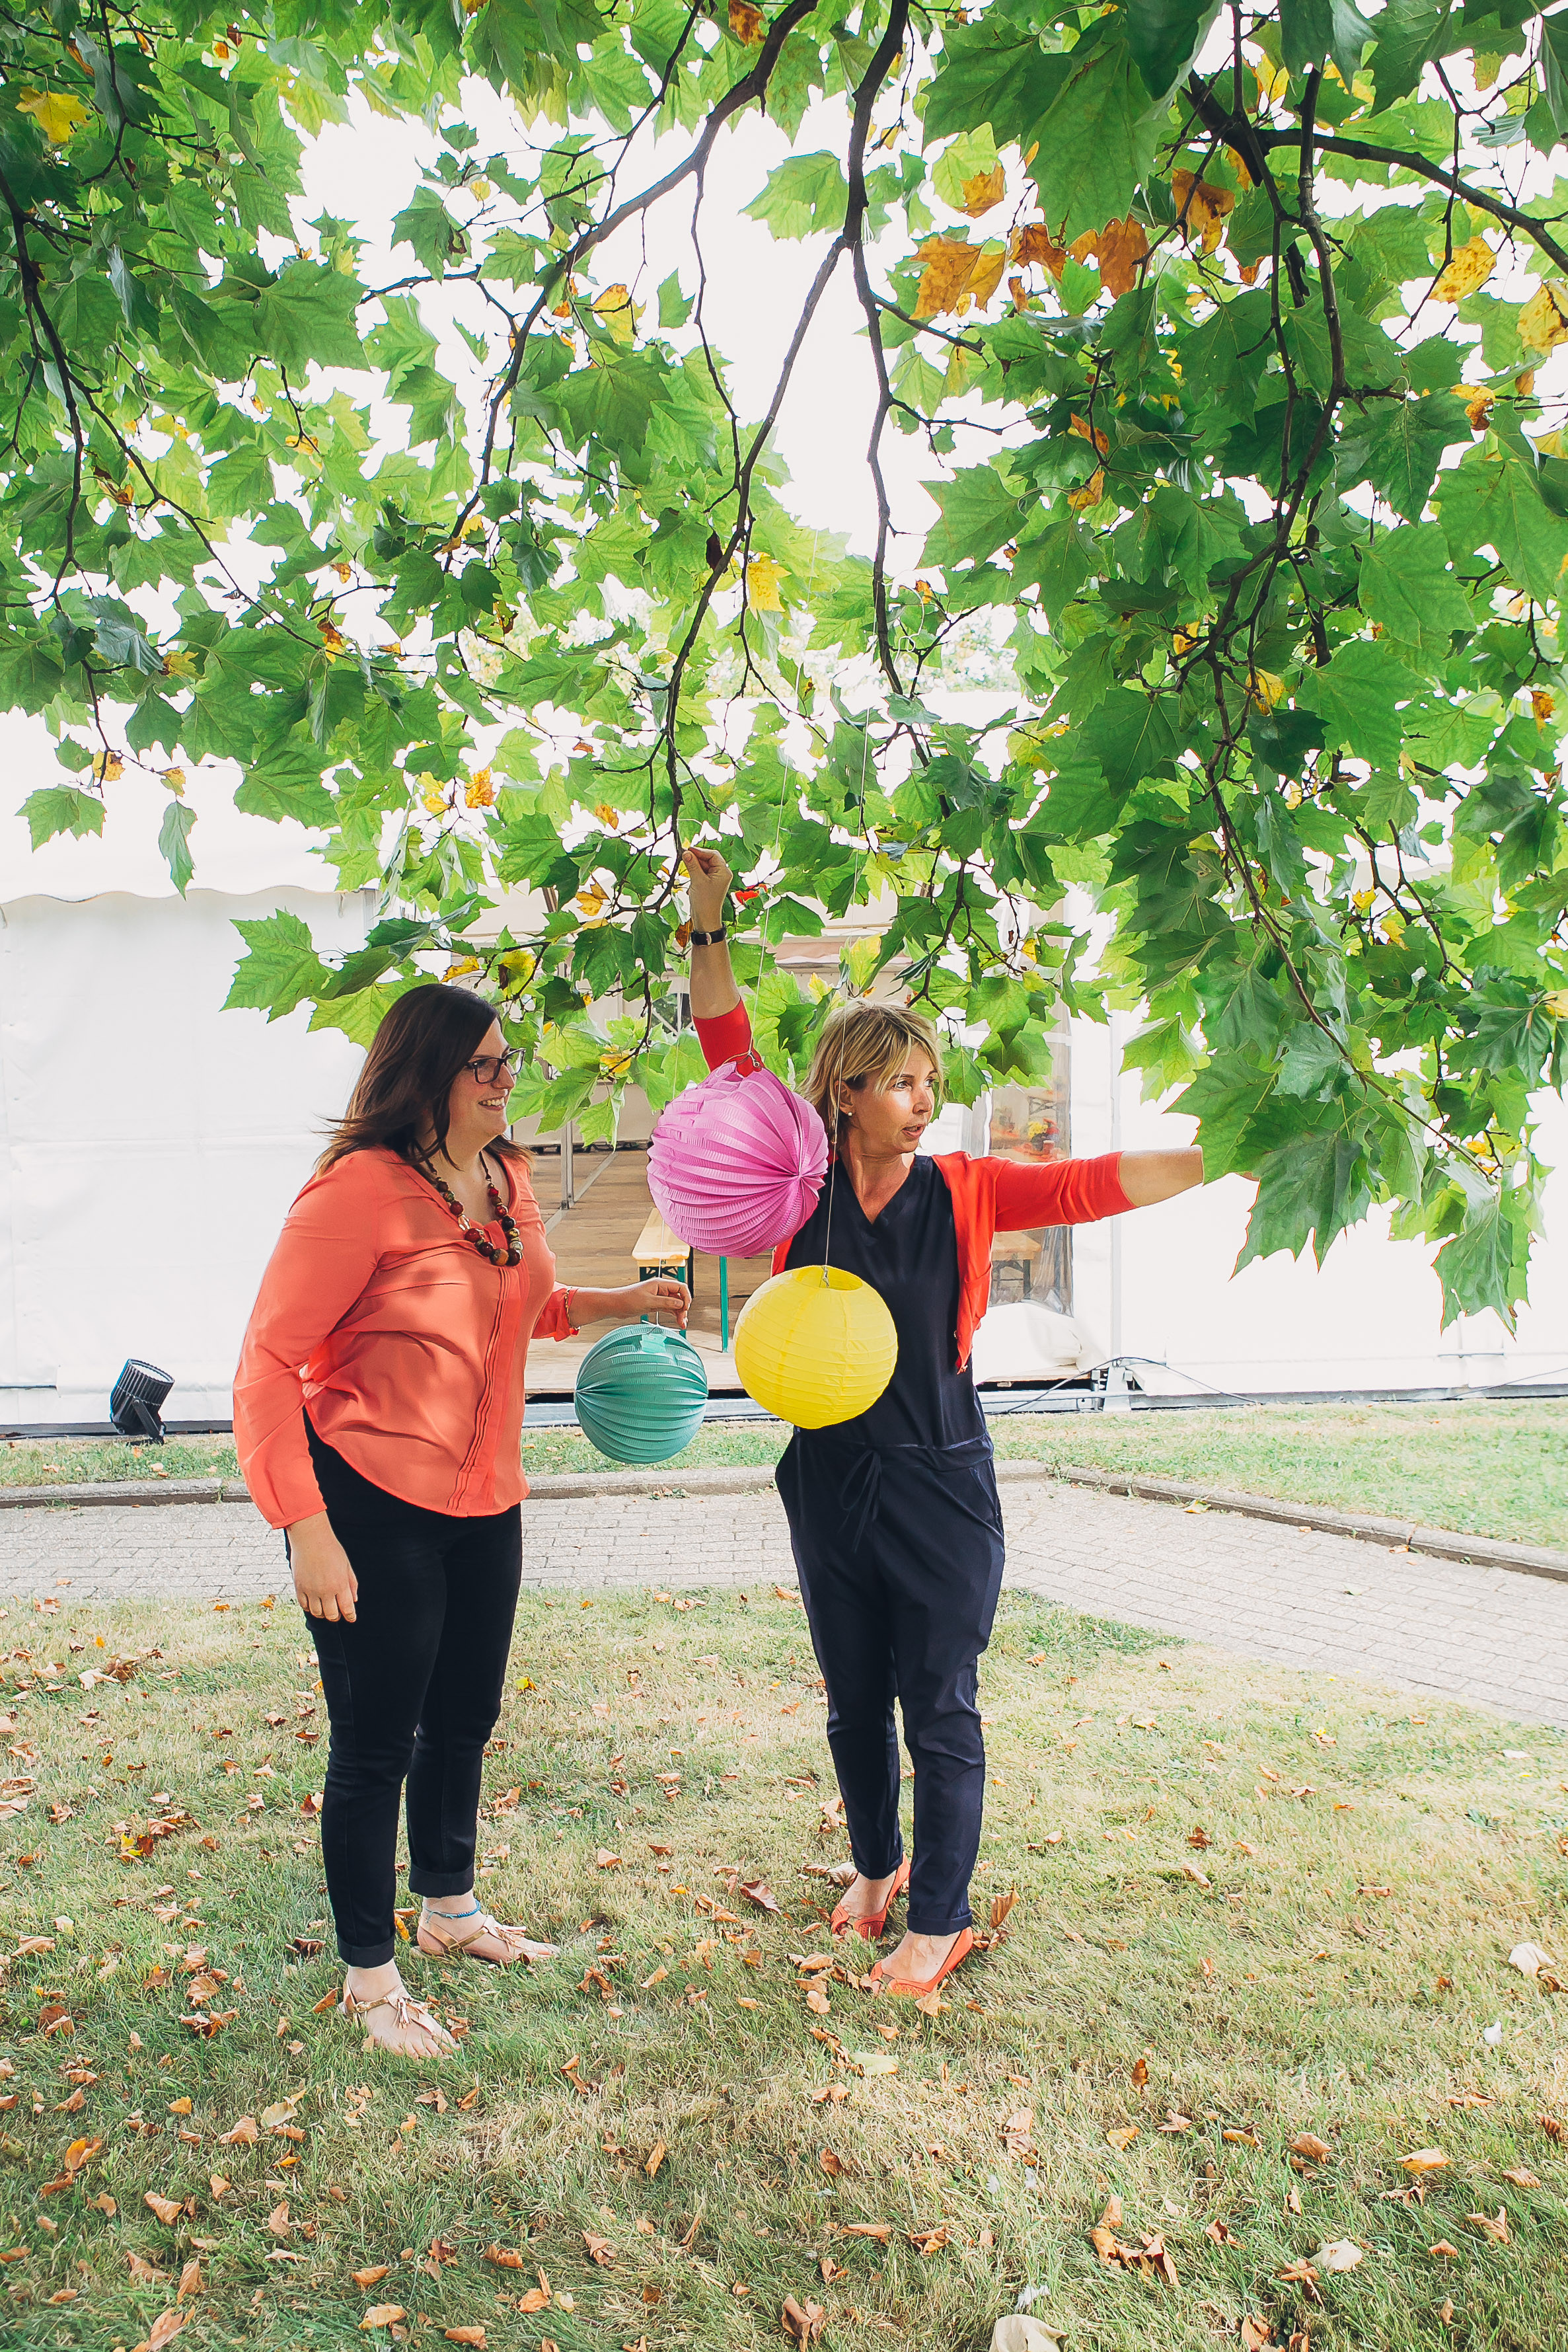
[688,925,727,947]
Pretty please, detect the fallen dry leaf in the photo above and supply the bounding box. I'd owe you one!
[518,2285,550,2314]
[739,1879,781,1914]
[483,2246,525,2269]
[266,2202,291,2239]
[989,1888,1018,1932]
[1501,2167,1540,2188]
[217,2115,258,2146]
[128,2252,168,2285]
[1403,2148,1450,2176]
[593,1849,622,1870]
[359,2308,406,2331]
[1106,2125,1139,2150]
[176,2258,201,2302]
[842,2221,894,2241]
[1131,2057,1149,2088]
[144,2192,182,2226]
[1429,2240,1460,2258]
[146,2312,187,2351]
[781,2293,827,2343]
[1468,2207,1509,2244]
[1509,1941,1556,1979]
[582,2230,615,2265]
[1290,2133,1332,2162]
[444,2331,486,2349]
[352,2267,391,2287]
[1314,2240,1364,2272]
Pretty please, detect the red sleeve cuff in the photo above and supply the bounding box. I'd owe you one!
[694,1005,762,1075]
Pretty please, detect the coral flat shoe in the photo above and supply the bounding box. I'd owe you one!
[869,1924,975,1999]
[830,1857,912,1942]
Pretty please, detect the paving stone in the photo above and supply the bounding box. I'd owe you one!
[1,1481,1564,1726]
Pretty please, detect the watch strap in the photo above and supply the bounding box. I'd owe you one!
[688,925,728,947]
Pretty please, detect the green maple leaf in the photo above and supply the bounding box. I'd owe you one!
[1437,445,1568,605]
[1027,25,1158,243]
[1237,1127,1372,1271]
[1119,0,1223,100]
[1303,638,1421,769]
[923,465,1024,570]
[742,153,848,239]
[158,798,197,897]
[20,785,105,849]
[922,23,1071,147]
[390,185,470,280]
[224,910,332,1022]
[253,261,367,373]
[1357,520,1472,653]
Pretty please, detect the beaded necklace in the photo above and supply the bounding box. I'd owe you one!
[420,1150,522,1268]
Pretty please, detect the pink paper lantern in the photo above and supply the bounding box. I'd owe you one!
[648,1063,829,1258]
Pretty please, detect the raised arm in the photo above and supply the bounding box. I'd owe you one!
[683,843,761,1074]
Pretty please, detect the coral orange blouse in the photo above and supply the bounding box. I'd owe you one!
[234,1147,577,1530]
[693,1003,1130,1369]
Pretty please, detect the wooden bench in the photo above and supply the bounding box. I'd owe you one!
[633,1208,693,1293]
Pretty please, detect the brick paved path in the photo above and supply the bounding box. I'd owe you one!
[3,1480,1565,1727]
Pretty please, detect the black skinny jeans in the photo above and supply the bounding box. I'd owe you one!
[293,1418,522,1967]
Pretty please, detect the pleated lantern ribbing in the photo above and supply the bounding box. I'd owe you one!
[574,1324,709,1465]
[732,1266,898,1429]
[648,1063,829,1259]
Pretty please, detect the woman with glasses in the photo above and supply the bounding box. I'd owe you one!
[235,984,689,2060]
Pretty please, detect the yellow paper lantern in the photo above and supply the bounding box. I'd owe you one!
[732,1266,897,1429]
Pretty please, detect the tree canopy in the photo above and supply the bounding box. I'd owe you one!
[5,0,1568,1321]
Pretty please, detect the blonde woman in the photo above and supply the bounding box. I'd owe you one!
[683,847,1201,1998]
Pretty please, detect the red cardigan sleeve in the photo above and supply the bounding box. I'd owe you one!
[693,1003,763,1075]
[990,1152,1131,1231]
[532,1288,580,1341]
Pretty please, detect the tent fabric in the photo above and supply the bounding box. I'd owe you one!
[0,887,369,1423]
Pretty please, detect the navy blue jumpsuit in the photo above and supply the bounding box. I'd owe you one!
[774,1155,1005,1936]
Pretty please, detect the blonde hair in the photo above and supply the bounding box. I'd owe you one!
[803,1000,944,1138]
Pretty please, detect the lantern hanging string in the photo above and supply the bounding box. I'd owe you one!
[747,527,821,1031]
[817,704,876,1283]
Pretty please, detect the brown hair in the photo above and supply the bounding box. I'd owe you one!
[316,984,521,1172]
[802,999,944,1139]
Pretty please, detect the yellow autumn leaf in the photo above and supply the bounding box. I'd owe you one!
[1251,56,1290,103]
[1171,169,1236,254]
[416,771,446,814]
[591,284,639,344]
[17,89,91,143]
[162,767,186,794]
[91,750,123,783]
[1520,282,1568,355]
[162,648,198,678]
[728,0,766,40]
[1066,469,1105,512]
[1431,237,1495,303]
[445,956,482,979]
[959,164,1006,219]
[913,236,1006,319]
[745,553,788,612]
[465,768,494,809]
[1248,669,1286,711]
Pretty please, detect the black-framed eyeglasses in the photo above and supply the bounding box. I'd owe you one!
[465,1053,519,1086]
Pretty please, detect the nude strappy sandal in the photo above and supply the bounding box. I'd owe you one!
[414,1906,559,1967]
[340,1983,457,2055]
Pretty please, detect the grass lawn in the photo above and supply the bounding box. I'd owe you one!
[1,1586,1565,2351]
[6,1399,1567,1551]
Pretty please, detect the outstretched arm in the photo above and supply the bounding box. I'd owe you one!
[1117,1147,1204,1208]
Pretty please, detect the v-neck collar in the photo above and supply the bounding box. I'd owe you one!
[841,1152,922,1231]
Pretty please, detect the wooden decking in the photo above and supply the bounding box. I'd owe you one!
[527,1146,774,1393]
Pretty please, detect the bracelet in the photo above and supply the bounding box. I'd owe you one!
[564,1287,579,1330]
[688,925,727,948]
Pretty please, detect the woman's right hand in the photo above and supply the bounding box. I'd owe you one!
[287,1511,358,1623]
[683,843,732,931]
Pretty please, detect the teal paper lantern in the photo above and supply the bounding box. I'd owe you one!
[574,1324,709,1465]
